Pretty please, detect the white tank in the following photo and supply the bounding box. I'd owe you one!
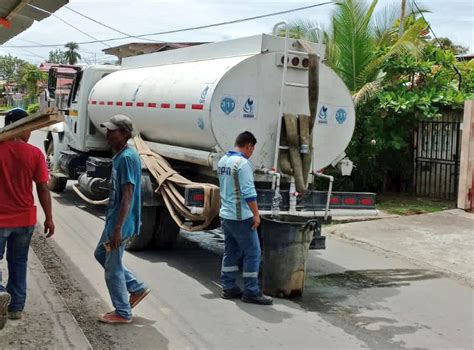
[87,34,355,171]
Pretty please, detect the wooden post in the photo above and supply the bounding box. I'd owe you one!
[457,100,474,210]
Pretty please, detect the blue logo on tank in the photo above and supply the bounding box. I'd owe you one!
[200,86,209,104]
[319,105,328,120]
[335,108,347,124]
[197,117,205,130]
[243,98,254,113]
[220,97,235,115]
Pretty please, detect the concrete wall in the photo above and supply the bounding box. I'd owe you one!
[457,100,474,210]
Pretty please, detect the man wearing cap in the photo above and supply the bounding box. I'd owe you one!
[0,108,55,329]
[94,115,150,324]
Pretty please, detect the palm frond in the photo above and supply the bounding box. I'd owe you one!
[372,2,399,47]
[356,17,428,88]
[283,18,323,42]
[352,80,383,106]
[332,0,378,91]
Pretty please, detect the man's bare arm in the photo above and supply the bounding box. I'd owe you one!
[247,200,261,229]
[36,183,55,237]
[109,183,133,249]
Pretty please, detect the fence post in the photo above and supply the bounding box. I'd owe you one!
[457,100,474,210]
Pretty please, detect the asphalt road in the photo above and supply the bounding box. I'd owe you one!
[27,129,473,350]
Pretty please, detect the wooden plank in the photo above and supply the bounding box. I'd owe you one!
[457,100,474,210]
[0,110,64,142]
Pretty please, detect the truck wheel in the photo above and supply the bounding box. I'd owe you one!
[125,207,157,251]
[46,143,67,193]
[154,208,180,249]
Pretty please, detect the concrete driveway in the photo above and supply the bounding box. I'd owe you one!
[327,209,474,286]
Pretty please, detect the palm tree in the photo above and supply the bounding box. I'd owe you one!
[282,0,428,105]
[64,42,81,65]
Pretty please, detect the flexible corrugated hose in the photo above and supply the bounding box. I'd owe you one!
[133,135,221,232]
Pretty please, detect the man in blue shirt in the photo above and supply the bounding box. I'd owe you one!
[218,131,272,305]
[95,115,150,324]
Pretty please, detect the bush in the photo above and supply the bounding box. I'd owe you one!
[27,103,39,114]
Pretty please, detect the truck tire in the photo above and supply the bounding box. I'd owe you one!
[46,143,67,193]
[125,207,157,251]
[154,208,180,249]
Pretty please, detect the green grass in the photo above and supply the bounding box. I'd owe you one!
[377,194,456,216]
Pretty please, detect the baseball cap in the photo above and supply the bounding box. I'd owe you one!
[100,115,134,133]
[5,108,28,126]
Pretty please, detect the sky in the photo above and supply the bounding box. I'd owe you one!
[0,0,473,64]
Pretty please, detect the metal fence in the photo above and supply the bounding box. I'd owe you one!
[1,95,36,110]
[414,112,462,200]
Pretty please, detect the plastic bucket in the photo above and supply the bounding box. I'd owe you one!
[261,215,319,297]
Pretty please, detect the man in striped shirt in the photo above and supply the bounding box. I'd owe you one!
[217,131,272,305]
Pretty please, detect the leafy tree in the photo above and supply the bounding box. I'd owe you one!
[279,1,472,193]
[64,42,81,65]
[347,45,472,192]
[21,64,46,98]
[48,49,68,64]
[0,54,29,83]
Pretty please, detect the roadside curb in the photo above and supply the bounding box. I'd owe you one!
[30,245,93,349]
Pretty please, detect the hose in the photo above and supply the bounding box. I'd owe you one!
[133,135,220,232]
[284,114,305,192]
[72,184,109,206]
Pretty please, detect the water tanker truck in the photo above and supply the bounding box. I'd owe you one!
[43,29,376,252]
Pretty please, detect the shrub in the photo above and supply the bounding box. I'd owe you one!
[27,103,39,114]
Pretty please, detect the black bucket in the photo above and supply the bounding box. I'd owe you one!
[261,215,319,297]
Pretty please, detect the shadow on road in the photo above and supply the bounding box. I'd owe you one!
[130,236,296,324]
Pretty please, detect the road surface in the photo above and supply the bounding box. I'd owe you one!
[27,129,474,349]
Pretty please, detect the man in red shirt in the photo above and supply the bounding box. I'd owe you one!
[0,108,55,330]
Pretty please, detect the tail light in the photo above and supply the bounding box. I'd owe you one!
[343,197,357,205]
[361,198,374,206]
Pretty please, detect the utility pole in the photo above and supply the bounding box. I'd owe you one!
[399,0,407,37]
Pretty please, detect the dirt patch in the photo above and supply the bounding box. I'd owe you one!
[31,234,116,349]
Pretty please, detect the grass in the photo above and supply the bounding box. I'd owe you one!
[377,193,456,216]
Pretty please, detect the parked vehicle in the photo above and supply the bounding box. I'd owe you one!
[44,30,376,251]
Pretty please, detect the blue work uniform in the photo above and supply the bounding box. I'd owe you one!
[94,146,146,319]
[217,151,262,296]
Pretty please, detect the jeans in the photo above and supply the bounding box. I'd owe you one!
[94,229,145,319]
[0,226,34,312]
[221,218,261,296]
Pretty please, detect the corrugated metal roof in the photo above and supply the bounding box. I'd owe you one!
[0,0,69,44]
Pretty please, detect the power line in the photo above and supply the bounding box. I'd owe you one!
[63,5,160,43]
[25,3,111,48]
[411,0,442,47]
[3,1,333,48]
[17,38,99,56]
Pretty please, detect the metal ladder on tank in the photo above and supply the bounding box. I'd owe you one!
[272,21,308,171]
[272,21,310,214]
[272,23,333,218]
